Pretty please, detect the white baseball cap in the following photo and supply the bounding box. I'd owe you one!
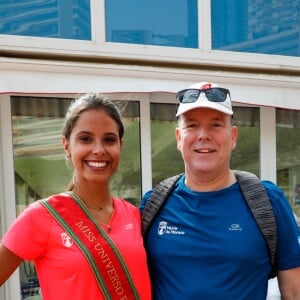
[176,82,233,117]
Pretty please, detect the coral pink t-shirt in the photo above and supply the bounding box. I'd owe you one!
[2,194,151,300]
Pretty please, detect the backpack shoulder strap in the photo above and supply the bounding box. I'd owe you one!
[234,170,277,278]
[142,174,183,236]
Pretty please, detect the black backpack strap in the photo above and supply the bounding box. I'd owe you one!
[234,170,277,278]
[142,174,183,236]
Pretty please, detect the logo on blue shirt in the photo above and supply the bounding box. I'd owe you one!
[229,224,243,231]
[158,221,185,236]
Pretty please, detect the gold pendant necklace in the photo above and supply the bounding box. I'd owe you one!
[86,205,103,211]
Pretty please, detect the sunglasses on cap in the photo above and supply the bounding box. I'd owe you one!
[176,87,230,103]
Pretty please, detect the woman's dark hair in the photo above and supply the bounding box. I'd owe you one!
[63,93,124,141]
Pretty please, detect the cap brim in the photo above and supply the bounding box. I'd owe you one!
[176,101,233,117]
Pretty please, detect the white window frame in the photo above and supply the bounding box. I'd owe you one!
[260,107,277,182]
[0,95,20,300]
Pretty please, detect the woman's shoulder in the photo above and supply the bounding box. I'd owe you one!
[17,193,67,221]
[19,199,48,216]
[113,197,139,213]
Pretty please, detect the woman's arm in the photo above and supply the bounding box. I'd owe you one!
[0,244,23,286]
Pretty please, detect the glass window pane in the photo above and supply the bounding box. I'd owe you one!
[150,104,260,186]
[150,103,183,186]
[231,107,260,176]
[0,0,91,40]
[11,96,141,299]
[105,0,198,48]
[276,109,300,219]
[110,100,142,206]
[211,0,300,57]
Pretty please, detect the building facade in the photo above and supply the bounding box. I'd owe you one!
[0,0,300,298]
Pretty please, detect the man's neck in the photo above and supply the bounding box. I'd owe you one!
[184,169,236,192]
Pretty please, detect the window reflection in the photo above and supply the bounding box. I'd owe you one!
[105,0,198,48]
[212,0,300,57]
[276,109,300,217]
[231,107,260,176]
[150,103,183,186]
[11,96,71,217]
[0,0,91,40]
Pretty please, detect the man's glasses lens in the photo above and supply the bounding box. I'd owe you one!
[177,88,230,103]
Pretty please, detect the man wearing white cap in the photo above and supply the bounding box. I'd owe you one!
[141,82,300,299]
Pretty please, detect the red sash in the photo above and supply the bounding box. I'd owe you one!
[40,193,139,300]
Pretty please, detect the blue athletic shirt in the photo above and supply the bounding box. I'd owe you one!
[140,175,300,300]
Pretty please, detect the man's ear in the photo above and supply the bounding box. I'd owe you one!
[175,127,181,151]
[231,125,238,150]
